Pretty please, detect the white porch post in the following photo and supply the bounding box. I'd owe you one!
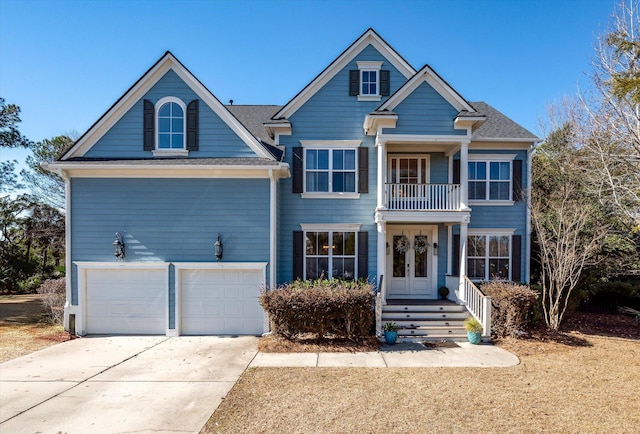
[459,141,469,210]
[458,221,468,303]
[376,220,386,335]
[376,138,386,209]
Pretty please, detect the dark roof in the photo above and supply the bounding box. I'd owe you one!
[63,157,282,166]
[470,102,538,140]
[226,105,282,145]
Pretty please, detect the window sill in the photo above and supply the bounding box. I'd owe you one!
[301,192,361,199]
[152,149,189,157]
[468,200,514,206]
[357,95,381,102]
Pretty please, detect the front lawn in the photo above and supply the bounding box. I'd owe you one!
[203,314,640,433]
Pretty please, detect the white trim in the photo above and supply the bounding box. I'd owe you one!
[357,95,382,102]
[468,153,517,161]
[274,29,416,120]
[299,223,362,231]
[62,52,275,161]
[467,228,516,235]
[378,133,470,145]
[301,192,360,199]
[269,170,277,291]
[356,61,383,69]
[471,137,541,143]
[63,178,72,333]
[469,142,534,150]
[74,261,171,336]
[375,210,471,224]
[152,150,189,157]
[469,200,515,206]
[173,262,268,336]
[44,162,290,179]
[300,140,361,148]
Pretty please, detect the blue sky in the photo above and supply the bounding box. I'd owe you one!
[0,0,617,169]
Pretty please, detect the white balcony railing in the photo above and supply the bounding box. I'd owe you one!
[385,183,461,211]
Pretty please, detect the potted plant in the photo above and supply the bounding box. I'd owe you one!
[438,286,449,300]
[464,316,483,344]
[383,321,399,345]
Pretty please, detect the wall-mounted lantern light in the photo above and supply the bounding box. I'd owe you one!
[214,234,223,261]
[113,232,125,260]
[433,242,439,256]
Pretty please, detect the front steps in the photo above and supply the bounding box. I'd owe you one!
[382,300,469,341]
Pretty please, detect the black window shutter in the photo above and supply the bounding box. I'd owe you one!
[358,231,368,280]
[380,70,390,96]
[292,147,304,193]
[186,99,199,151]
[293,231,304,280]
[512,159,523,201]
[358,147,369,193]
[143,99,154,151]
[349,70,359,96]
[511,235,522,282]
[453,234,460,276]
[453,159,461,184]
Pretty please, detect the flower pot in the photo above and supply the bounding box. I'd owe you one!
[467,331,482,345]
[384,330,398,345]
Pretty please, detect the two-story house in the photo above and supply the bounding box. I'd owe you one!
[47,29,537,339]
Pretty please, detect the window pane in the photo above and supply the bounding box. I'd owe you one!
[393,235,406,277]
[158,134,170,149]
[344,258,355,279]
[489,259,509,279]
[306,173,318,192]
[468,258,485,279]
[490,162,510,180]
[488,235,509,256]
[159,118,170,133]
[490,181,510,200]
[344,232,355,255]
[333,173,344,192]
[171,133,183,149]
[477,162,486,179]
[319,232,329,255]
[171,103,183,117]
[159,103,171,117]
[469,181,486,200]
[468,235,485,257]
[318,150,329,170]
[306,232,318,255]
[317,172,329,192]
[306,149,317,170]
[333,232,344,255]
[345,150,356,169]
[333,150,344,170]
[317,258,328,278]
[344,172,356,192]
[172,118,183,133]
[306,258,318,280]
[468,162,476,180]
[415,236,428,278]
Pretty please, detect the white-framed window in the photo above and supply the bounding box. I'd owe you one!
[467,231,513,281]
[468,154,516,203]
[356,61,382,101]
[304,229,357,280]
[300,140,360,198]
[154,97,187,155]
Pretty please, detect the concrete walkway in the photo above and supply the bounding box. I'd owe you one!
[251,341,520,368]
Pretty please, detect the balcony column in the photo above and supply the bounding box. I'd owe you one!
[376,137,386,210]
[459,141,469,210]
[458,220,468,302]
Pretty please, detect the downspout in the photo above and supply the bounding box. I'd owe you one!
[269,169,277,291]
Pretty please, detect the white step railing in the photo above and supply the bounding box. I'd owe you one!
[461,276,492,337]
[385,183,461,211]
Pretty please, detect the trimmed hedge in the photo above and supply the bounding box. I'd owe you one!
[481,281,538,338]
[260,279,375,341]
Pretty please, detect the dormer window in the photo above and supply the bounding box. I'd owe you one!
[349,61,389,101]
[143,97,199,156]
[157,98,185,150]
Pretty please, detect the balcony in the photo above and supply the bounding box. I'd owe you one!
[385,183,461,211]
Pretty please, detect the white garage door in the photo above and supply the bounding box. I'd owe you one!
[85,268,166,334]
[180,267,265,335]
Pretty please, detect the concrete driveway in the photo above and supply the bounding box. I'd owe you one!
[0,335,258,433]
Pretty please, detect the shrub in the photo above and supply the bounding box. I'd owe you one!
[36,278,66,325]
[260,279,375,341]
[481,281,538,338]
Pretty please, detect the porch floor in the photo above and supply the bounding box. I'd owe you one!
[385,299,457,306]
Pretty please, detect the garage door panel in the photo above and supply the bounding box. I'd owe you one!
[85,268,166,335]
[180,267,264,335]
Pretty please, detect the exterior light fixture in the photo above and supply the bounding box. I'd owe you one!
[113,232,125,260]
[214,234,223,261]
[433,242,439,256]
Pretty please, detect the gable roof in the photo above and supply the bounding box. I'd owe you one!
[272,28,416,120]
[377,64,477,114]
[470,102,539,141]
[60,51,276,161]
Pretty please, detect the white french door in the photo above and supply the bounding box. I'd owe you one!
[387,226,438,299]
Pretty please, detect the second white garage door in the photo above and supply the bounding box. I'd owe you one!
[178,264,266,335]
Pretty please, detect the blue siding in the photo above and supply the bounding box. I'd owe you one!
[85,70,258,158]
[276,44,406,284]
[70,178,270,327]
[390,82,465,136]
